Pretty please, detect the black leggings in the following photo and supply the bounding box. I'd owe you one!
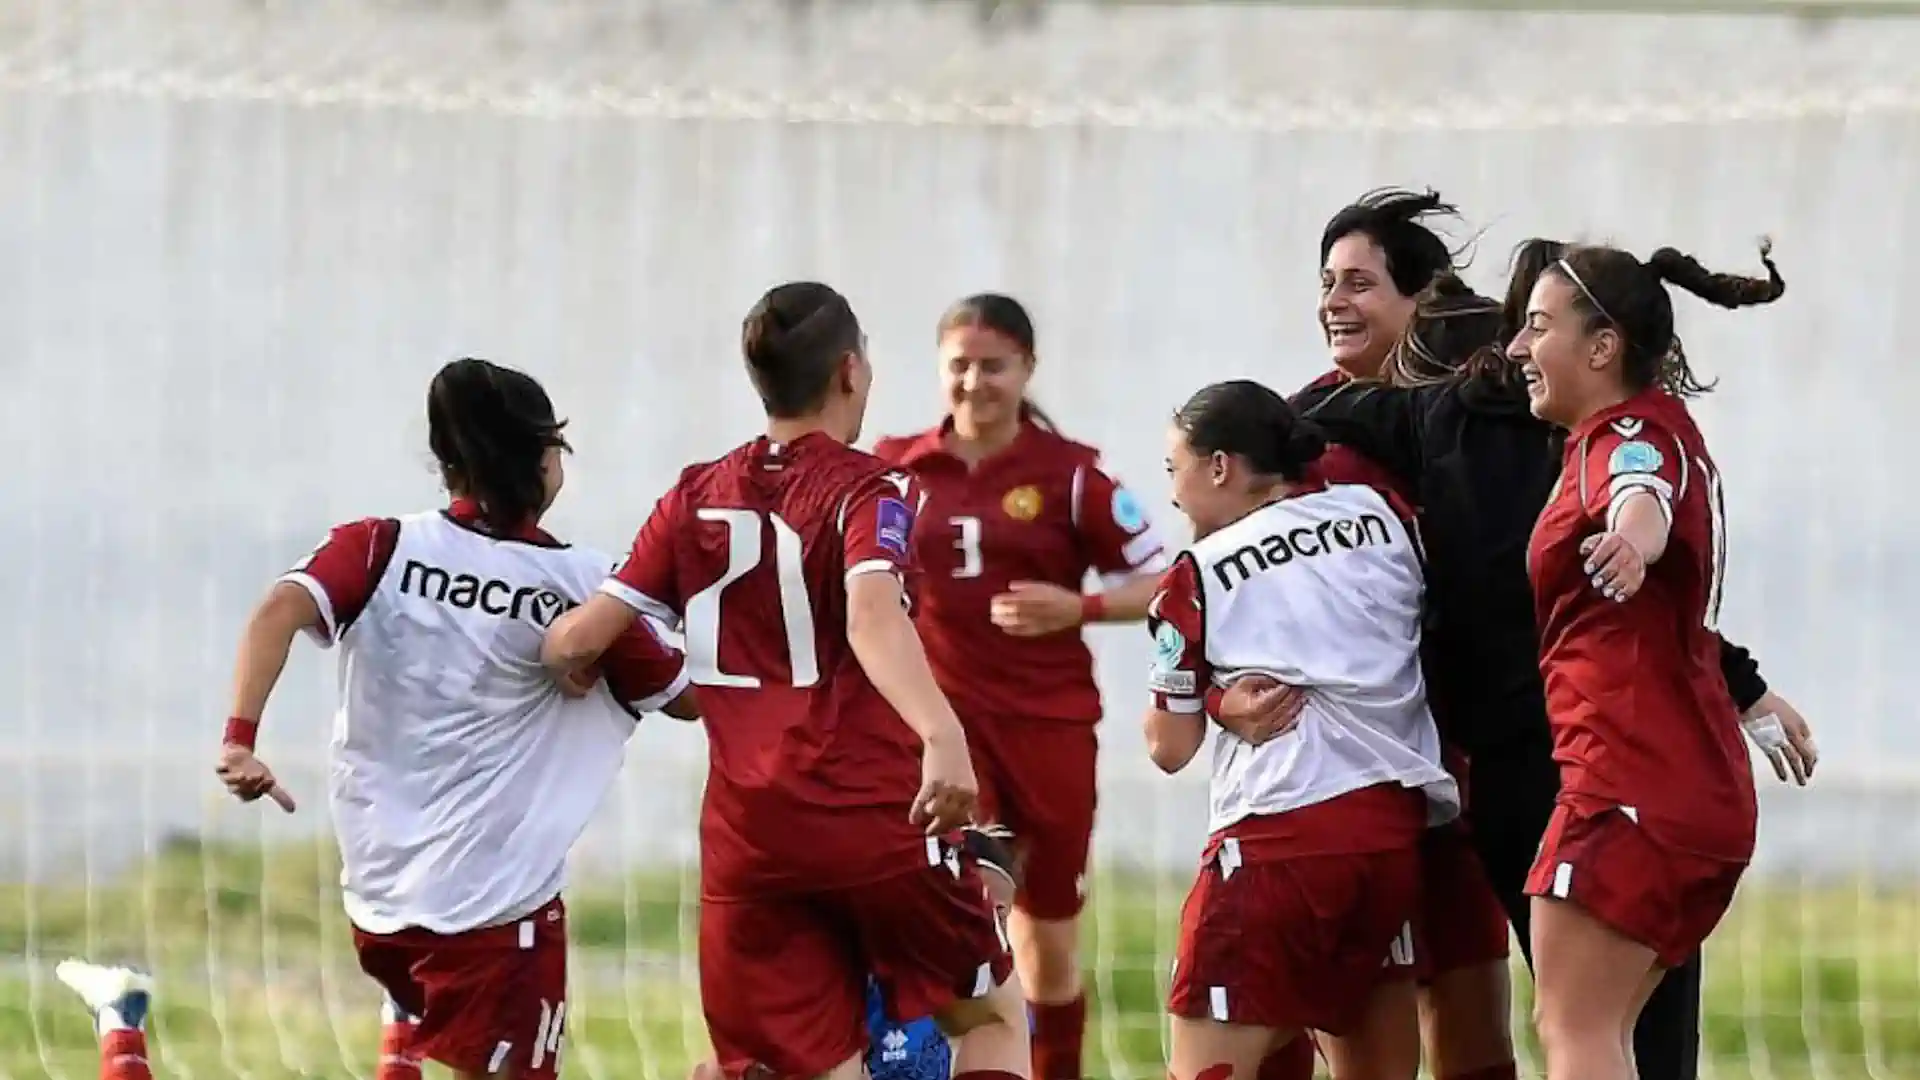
[1467,741,1702,1080]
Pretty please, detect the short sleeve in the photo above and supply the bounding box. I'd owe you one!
[1579,417,1686,533]
[601,615,691,717]
[277,517,400,645]
[1146,554,1209,714]
[1076,461,1171,579]
[841,469,921,583]
[602,489,685,627]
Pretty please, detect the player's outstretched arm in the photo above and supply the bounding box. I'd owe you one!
[845,571,978,833]
[218,580,314,813]
[542,594,637,673]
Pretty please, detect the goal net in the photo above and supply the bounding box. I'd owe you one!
[4,1,1918,1077]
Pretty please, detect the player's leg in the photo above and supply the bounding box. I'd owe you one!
[1412,827,1518,1080]
[699,893,873,1080]
[55,958,154,1080]
[1168,1018,1298,1080]
[855,838,1029,1080]
[1320,973,1420,1080]
[354,899,570,1080]
[378,993,425,1080]
[1252,1032,1318,1080]
[1629,955,1703,1080]
[1525,803,1695,1080]
[1529,897,1658,1080]
[1417,964,1515,1080]
[993,724,1097,1080]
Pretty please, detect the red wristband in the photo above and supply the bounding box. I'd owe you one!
[1080,593,1107,624]
[224,717,260,750]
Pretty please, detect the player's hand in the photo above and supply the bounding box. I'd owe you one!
[1217,674,1307,744]
[215,745,296,813]
[1580,532,1646,602]
[990,581,1084,637]
[553,662,600,699]
[912,729,979,835]
[687,1062,725,1080]
[1743,691,1818,786]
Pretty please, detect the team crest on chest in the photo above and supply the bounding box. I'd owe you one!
[1002,485,1043,522]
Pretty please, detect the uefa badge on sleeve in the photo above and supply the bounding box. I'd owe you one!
[1608,439,1664,477]
[1111,487,1148,535]
[1153,621,1185,670]
[876,497,914,557]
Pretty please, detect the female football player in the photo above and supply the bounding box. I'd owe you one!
[213,358,692,1080]
[874,294,1172,1080]
[1511,242,1781,1080]
[1148,379,1457,1080]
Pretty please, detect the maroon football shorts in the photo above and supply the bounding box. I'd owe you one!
[1413,821,1513,981]
[1526,798,1746,968]
[965,717,1097,920]
[1168,841,1421,1035]
[700,842,1015,1080]
[353,896,569,1080]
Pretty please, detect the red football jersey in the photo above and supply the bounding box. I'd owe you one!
[1528,390,1756,861]
[604,433,935,898]
[872,419,1168,725]
[294,501,685,715]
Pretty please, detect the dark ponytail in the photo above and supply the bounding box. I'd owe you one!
[1551,239,1785,399]
[1647,239,1786,310]
[1174,380,1325,483]
[936,291,1059,432]
[427,358,569,535]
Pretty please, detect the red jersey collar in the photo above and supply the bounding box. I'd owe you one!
[446,498,557,544]
[1568,387,1666,441]
[1302,368,1351,393]
[894,412,1046,466]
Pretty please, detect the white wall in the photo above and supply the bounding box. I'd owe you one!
[4,0,1917,876]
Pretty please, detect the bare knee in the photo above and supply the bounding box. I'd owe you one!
[1009,911,1080,1001]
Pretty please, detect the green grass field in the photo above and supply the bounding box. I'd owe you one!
[2,837,1916,1079]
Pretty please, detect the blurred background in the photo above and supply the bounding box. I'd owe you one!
[4,0,1919,1076]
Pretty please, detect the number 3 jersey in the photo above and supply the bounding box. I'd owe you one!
[604,432,936,899]
[1528,389,1756,862]
[873,419,1171,725]
[1148,480,1458,837]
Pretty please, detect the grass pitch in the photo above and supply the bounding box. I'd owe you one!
[1,837,1915,1079]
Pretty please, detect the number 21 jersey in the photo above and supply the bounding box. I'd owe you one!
[604,433,931,898]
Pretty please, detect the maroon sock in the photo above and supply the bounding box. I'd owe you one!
[374,1015,422,1080]
[1031,995,1087,1080]
[957,1072,1028,1080]
[99,1029,152,1080]
[1442,1065,1520,1080]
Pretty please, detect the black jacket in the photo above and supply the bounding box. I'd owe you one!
[1291,374,1768,755]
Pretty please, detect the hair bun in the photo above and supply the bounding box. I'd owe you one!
[1285,420,1328,462]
